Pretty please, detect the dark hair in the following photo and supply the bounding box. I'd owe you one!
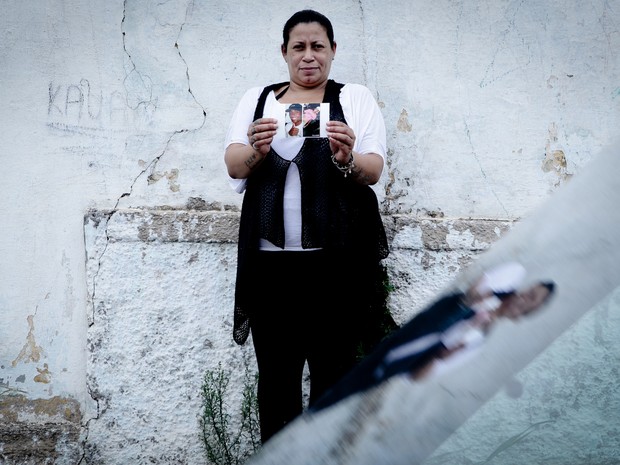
[493,290,516,301]
[282,10,335,48]
[495,281,555,302]
[540,281,556,304]
[541,281,555,294]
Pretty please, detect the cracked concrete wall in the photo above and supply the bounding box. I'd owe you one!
[81,207,511,463]
[1,0,619,463]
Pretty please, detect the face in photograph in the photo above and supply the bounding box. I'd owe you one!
[289,108,302,126]
[497,283,555,320]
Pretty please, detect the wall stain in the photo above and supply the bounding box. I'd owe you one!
[542,148,568,171]
[147,168,180,192]
[34,364,52,384]
[0,394,82,463]
[11,315,43,367]
[543,123,572,184]
[0,395,81,422]
[397,109,413,132]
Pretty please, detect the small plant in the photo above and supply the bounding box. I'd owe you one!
[199,264,395,464]
[200,360,261,465]
[355,262,399,361]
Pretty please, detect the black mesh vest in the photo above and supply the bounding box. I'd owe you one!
[232,80,389,344]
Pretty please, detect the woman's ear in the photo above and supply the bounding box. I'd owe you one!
[281,44,287,60]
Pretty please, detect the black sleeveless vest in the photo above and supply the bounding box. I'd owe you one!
[232,80,389,344]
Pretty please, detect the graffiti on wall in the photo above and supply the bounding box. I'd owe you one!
[47,78,157,135]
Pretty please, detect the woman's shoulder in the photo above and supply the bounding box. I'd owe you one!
[341,82,369,90]
[239,82,290,102]
[239,85,265,100]
[340,82,373,94]
[339,82,377,103]
[233,85,275,111]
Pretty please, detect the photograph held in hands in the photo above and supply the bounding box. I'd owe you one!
[280,102,329,138]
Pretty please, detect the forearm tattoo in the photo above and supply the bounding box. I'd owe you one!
[350,163,372,184]
[244,150,261,169]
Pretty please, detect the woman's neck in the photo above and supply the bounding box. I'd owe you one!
[278,81,328,103]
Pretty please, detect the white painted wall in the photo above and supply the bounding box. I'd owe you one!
[1,0,618,462]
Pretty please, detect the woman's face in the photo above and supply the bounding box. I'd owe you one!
[282,22,336,88]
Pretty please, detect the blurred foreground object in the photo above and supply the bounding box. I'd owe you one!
[247,141,620,465]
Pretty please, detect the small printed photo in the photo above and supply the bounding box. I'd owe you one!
[302,103,321,137]
[284,103,303,138]
[280,103,329,138]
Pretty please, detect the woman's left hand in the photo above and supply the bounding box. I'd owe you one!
[326,121,355,163]
[248,118,279,155]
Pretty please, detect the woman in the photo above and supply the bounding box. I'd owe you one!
[224,9,390,443]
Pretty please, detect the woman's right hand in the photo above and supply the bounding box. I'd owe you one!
[224,118,279,179]
[248,118,278,155]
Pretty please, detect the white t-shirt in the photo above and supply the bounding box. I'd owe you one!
[224,83,387,250]
[284,120,303,136]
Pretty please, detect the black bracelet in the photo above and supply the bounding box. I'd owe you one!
[331,151,355,177]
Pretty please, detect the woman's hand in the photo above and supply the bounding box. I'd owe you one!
[326,120,355,163]
[326,120,384,185]
[225,118,278,179]
[248,118,278,156]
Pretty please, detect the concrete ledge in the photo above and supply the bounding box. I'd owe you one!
[84,207,516,249]
[0,396,81,464]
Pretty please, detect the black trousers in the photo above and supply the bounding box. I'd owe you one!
[248,249,366,443]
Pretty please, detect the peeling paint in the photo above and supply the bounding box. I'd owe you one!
[420,250,435,270]
[11,315,43,367]
[147,168,180,192]
[419,221,451,250]
[34,364,52,384]
[396,109,412,132]
[543,123,573,184]
[0,395,81,424]
[543,147,572,183]
[542,148,567,172]
[132,210,240,243]
[0,396,81,463]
